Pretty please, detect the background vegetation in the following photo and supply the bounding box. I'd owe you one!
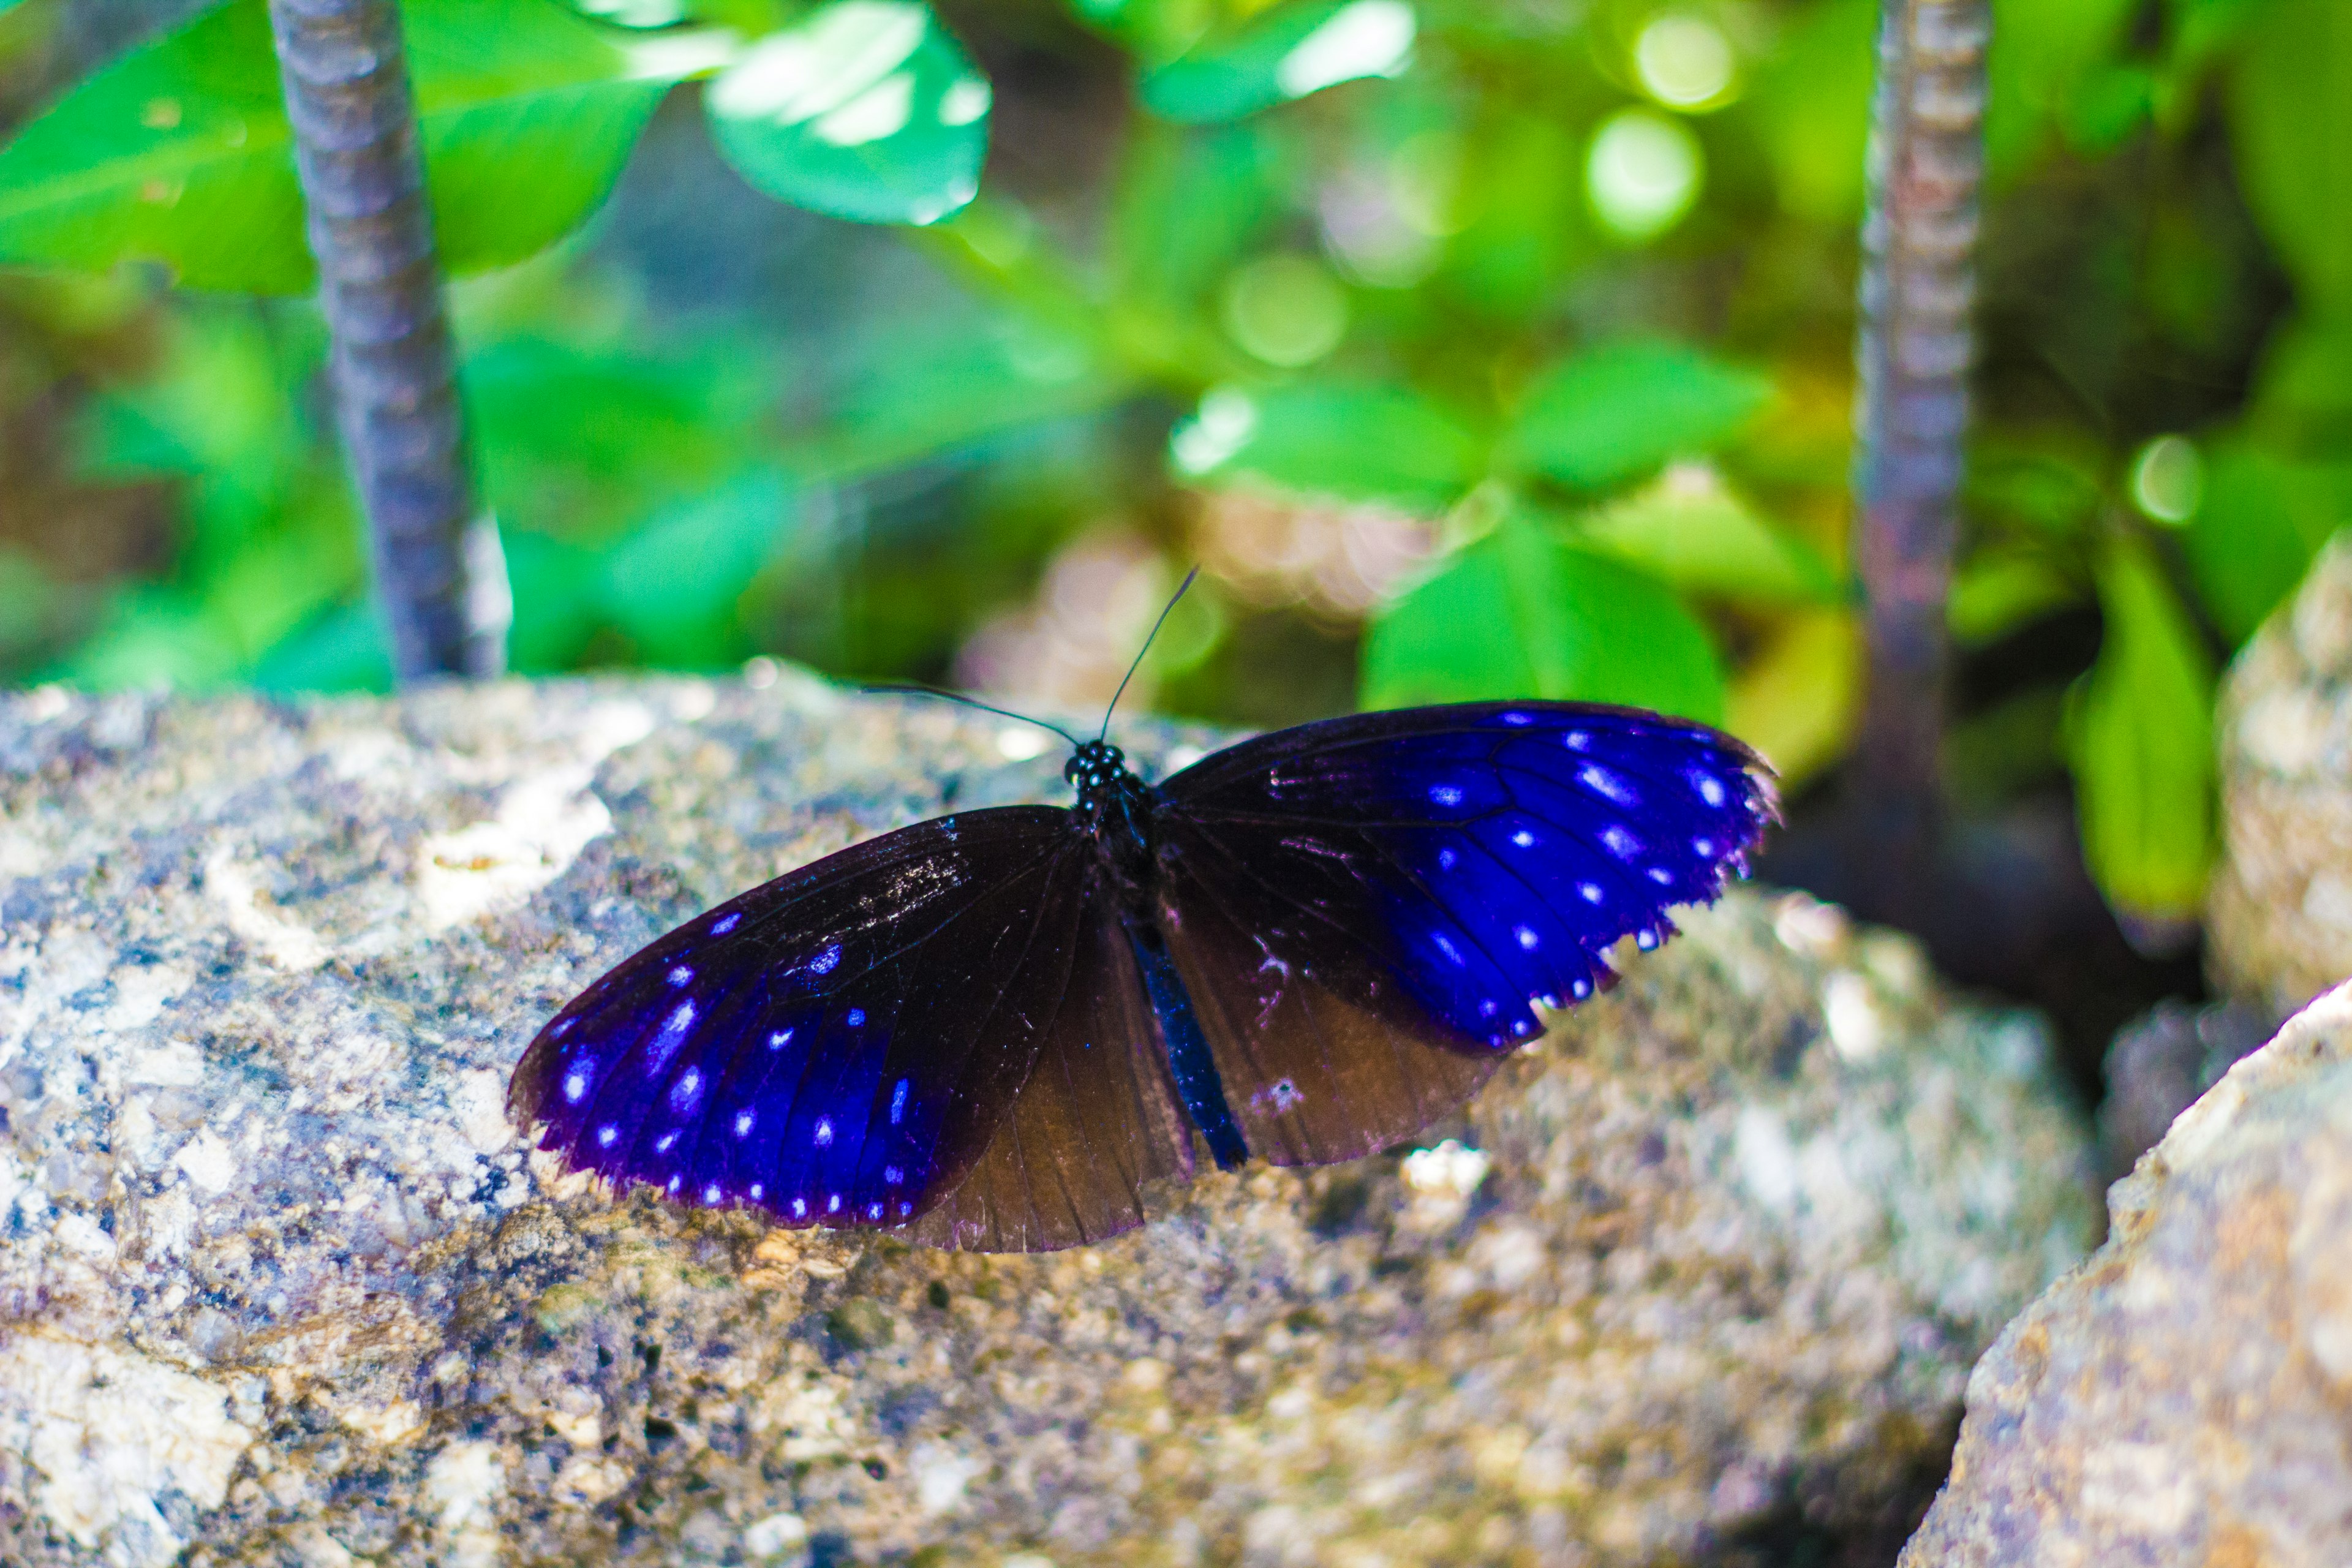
[0,0,2342,1062]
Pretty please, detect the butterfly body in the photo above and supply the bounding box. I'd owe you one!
[510,701,1773,1252]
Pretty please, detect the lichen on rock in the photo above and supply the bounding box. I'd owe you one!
[1899,982,2352,1567]
[0,677,2095,1567]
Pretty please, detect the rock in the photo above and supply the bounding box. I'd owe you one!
[1898,984,2352,1567]
[2095,999,2275,1181]
[0,676,2097,1568]
[2208,532,2352,1012]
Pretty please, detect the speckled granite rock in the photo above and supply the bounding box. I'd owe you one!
[1898,984,2352,1567]
[2208,531,2352,1012]
[0,676,2096,1568]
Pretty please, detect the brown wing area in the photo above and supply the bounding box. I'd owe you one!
[1153,820,1506,1168]
[912,900,1196,1251]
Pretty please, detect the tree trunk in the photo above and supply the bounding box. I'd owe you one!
[266,0,507,681]
[1848,0,1989,909]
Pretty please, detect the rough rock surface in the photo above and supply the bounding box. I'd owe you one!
[0,676,2096,1568]
[1899,984,2352,1567]
[2209,531,2352,1012]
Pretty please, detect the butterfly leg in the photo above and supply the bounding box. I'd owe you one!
[1124,918,1250,1172]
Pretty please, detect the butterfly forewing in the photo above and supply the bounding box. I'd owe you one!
[510,807,1101,1230]
[1149,702,1772,1164]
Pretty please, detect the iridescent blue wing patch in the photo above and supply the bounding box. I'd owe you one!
[509,807,1182,1240]
[1149,702,1773,1165]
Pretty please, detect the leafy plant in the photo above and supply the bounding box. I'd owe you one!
[0,0,2340,937]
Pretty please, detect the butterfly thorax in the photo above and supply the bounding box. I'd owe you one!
[1065,740,1158,899]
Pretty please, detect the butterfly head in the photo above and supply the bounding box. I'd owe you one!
[1064,739,1132,803]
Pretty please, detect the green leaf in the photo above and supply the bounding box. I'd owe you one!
[2228,0,2352,312]
[2065,534,2217,922]
[1171,380,1485,508]
[1505,341,1770,491]
[1141,0,1415,124]
[251,601,393,693]
[0,0,687,293]
[1362,515,1723,722]
[1749,0,1874,224]
[1949,548,2083,646]
[1570,467,1841,605]
[1983,0,2139,181]
[1110,121,1281,308]
[2179,441,2352,644]
[597,469,799,663]
[706,1,990,226]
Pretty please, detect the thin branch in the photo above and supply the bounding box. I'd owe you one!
[1849,0,1989,894]
[267,0,507,680]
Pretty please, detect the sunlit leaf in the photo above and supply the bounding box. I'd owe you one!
[1142,0,1415,124]
[1362,514,1722,722]
[2179,442,2352,644]
[706,1,990,225]
[2065,533,2216,922]
[2226,0,2352,311]
[1750,0,1873,223]
[1724,607,1860,786]
[0,0,690,293]
[1984,0,2139,179]
[1949,548,2083,646]
[1571,465,1840,605]
[1171,380,1483,508]
[1505,341,1770,491]
[1111,121,1283,307]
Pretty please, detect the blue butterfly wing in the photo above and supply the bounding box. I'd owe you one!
[509,807,1189,1244]
[1150,701,1773,1166]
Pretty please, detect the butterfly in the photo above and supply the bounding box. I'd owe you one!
[508,679,1774,1253]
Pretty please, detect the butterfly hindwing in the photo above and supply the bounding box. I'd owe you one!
[911,894,1195,1251]
[510,807,1104,1231]
[1150,702,1772,1167]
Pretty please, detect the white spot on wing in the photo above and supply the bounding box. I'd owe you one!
[1511,829,1536,848]
[734,1110,755,1137]
[1580,882,1605,903]
[563,1066,591,1104]
[597,1124,618,1147]
[1648,867,1675,886]
[1515,925,1539,949]
[1580,764,1636,805]
[668,965,693,987]
[815,1117,834,1146]
[808,943,842,976]
[670,1068,702,1109]
[655,1132,677,1153]
[1428,783,1464,807]
[1692,769,1728,807]
[890,1079,910,1125]
[710,912,742,935]
[1434,933,1464,966]
[1602,826,1640,859]
[644,1001,696,1073]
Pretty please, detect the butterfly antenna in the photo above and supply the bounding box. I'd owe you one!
[1101,565,1199,741]
[862,682,1084,749]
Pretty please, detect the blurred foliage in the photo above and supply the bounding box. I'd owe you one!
[0,0,2339,930]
